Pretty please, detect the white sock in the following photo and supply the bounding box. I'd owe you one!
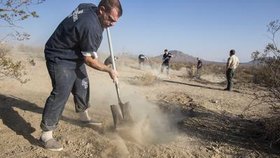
[41,131,53,142]
[79,109,91,121]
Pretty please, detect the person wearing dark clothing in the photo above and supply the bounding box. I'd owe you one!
[196,57,202,78]
[104,55,118,66]
[138,54,147,69]
[161,49,172,75]
[40,0,122,151]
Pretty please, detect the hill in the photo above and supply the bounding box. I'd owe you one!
[151,50,252,66]
[151,50,198,63]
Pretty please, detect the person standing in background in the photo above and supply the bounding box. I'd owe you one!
[196,57,202,79]
[161,49,173,75]
[104,55,118,67]
[138,54,147,69]
[224,49,239,91]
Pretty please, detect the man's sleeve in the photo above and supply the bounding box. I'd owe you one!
[82,51,98,59]
[226,57,231,68]
[78,22,102,58]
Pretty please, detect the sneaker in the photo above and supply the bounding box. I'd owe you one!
[81,119,102,126]
[40,138,63,151]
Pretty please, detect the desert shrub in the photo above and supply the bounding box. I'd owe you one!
[0,0,45,83]
[234,65,254,83]
[198,63,255,87]
[184,62,194,69]
[168,62,196,78]
[0,44,10,57]
[170,62,186,71]
[251,20,280,109]
[28,58,36,66]
[140,73,157,85]
[187,65,196,78]
[129,72,158,86]
[0,44,29,83]
[202,63,225,75]
[263,116,280,144]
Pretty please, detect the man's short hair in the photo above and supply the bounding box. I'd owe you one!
[98,0,123,16]
[230,49,235,55]
[164,49,168,52]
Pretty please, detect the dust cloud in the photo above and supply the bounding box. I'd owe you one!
[118,87,179,145]
[92,78,178,145]
[88,66,179,156]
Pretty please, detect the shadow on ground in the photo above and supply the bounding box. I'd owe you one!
[161,79,242,93]
[156,99,278,156]
[0,94,104,145]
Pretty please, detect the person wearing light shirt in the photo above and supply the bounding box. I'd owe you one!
[225,49,239,91]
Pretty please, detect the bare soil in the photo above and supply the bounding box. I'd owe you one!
[0,53,279,158]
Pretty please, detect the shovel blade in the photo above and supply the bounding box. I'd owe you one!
[111,102,134,129]
[110,104,123,129]
[120,102,133,123]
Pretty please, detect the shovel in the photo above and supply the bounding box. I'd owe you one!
[106,28,133,128]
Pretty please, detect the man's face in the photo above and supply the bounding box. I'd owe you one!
[99,7,119,28]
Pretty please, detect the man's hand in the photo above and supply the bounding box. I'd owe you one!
[84,56,119,83]
[108,69,118,84]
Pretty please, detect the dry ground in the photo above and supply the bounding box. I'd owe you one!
[0,52,279,158]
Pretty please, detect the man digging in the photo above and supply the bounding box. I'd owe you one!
[40,0,122,151]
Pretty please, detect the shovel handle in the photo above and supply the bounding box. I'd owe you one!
[106,28,117,71]
[106,28,122,105]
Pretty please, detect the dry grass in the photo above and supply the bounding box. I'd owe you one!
[235,65,254,83]
[170,62,187,71]
[128,72,158,86]
[0,44,30,83]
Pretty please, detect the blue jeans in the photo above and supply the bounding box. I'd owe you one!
[40,59,90,131]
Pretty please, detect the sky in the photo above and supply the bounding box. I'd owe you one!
[1,0,280,62]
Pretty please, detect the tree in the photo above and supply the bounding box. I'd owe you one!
[0,0,45,41]
[251,20,280,109]
[0,0,45,83]
[0,44,29,83]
